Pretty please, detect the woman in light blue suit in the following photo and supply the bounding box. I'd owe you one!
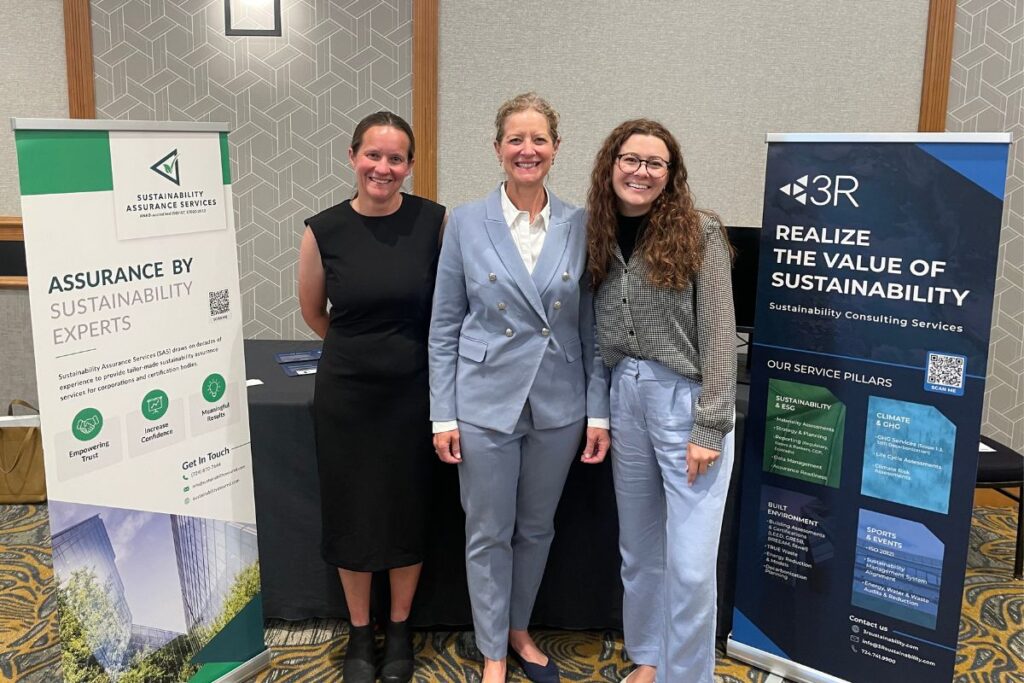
[429,93,611,683]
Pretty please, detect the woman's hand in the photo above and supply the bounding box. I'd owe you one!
[686,442,720,485]
[433,429,462,464]
[581,427,610,464]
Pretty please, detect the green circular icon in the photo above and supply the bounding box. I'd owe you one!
[72,407,104,442]
[202,373,226,403]
[141,389,169,420]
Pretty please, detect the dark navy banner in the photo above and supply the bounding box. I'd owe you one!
[728,134,1010,683]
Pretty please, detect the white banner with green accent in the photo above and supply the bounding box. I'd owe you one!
[13,119,268,683]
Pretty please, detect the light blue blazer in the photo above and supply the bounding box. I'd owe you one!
[429,186,610,435]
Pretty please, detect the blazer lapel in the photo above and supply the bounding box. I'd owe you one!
[531,192,571,296]
[483,187,547,321]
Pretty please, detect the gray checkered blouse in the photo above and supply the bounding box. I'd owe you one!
[594,212,736,450]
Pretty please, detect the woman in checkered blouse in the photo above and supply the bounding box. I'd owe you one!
[586,119,737,683]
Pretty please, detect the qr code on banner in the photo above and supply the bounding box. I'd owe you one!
[209,288,230,318]
[924,351,966,396]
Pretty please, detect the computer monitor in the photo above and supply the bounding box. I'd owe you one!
[726,226,760,333]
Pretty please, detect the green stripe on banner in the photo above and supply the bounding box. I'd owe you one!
[188,661,245,683]
[220,132,231,184]
[15,130,113,195]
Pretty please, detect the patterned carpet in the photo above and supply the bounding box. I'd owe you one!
[1,504,1021,682]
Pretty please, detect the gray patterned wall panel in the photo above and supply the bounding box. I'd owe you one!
[91,0,413,339]
[946,0,1023,450]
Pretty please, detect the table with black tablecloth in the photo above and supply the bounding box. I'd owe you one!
[246,339,748,638]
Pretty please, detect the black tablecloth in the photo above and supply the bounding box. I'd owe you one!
[246,339,748,636]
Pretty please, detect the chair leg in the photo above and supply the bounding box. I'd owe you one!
[1015,486,1023,580]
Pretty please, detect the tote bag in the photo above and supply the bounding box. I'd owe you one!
[0,400,46,503]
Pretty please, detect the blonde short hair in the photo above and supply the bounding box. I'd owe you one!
[494,92,560,144]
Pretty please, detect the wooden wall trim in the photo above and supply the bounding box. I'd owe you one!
[919,0,957,132]
[64,0,96,119]
[0,217,24,242]
[0,217,27,289]
[412,0,439,200]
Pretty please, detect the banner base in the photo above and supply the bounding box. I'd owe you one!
[209,648,271,683]
[727,638,850,683]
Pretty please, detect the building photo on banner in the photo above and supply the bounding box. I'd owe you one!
[0,1,1021,683]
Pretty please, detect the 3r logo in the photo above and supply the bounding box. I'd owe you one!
[151,149,180,186]
[780,174,859,207]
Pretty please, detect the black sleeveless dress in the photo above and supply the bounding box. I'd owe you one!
[305,193,445,571]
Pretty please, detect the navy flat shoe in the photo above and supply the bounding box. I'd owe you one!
[508,647,560,683]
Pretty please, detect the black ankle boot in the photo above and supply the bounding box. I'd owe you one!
[380,619,414,683]
[343,623,376,682]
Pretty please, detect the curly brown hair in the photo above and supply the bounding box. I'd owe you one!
[587,119,726,290]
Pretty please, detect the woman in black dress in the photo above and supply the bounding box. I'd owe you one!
[298,111,445,683]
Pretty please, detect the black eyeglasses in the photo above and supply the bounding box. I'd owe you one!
[616,154,671,177]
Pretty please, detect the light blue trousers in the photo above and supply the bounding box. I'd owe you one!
[611,358,735,683]
[458,405,585,660]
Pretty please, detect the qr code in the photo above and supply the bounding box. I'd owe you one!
[209,289,230,317]
[926,352,965,389]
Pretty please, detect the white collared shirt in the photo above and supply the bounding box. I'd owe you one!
[500,183,550,273]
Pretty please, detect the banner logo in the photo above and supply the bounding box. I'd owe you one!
[780,174,860,207]
[150,149,181,186]
[779,175,810,204]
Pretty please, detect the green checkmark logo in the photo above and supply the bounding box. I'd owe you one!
[150,149,181,185]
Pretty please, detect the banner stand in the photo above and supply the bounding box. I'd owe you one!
[211,649,272,683]
[13,117,268,682]
[728,132,1011,683]
[727,639,850,683]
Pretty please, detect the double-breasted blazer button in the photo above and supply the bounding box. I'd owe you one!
[553,300,562,310]
[541,328,550,337]
[488,273,497,282]
[497,302,506,311]
[561,271,570,281]
[505,328,514,337]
